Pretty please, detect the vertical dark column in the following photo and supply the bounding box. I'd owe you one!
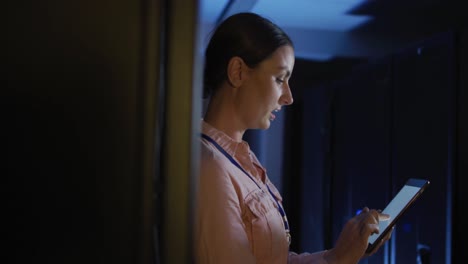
[6,1,160,263]
[162,0,201,263]
[453,28,468,262]
[329,58,393,263]
[281,91,304,253]
[392,32,454,263]
[299,85,333,253]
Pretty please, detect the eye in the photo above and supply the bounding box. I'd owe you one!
[275,77,285,84]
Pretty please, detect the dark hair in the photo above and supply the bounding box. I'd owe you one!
[203,12,293,98]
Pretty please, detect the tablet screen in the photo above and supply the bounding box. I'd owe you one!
[367,178,429,252]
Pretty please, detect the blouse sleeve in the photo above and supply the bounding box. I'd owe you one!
[288,251,329,264]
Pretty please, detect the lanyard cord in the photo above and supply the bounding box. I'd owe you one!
[201,133,291,243]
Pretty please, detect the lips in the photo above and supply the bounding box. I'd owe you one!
[270,108,280,121]
[270,112,276,121]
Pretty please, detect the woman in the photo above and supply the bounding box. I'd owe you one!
[195,12,390,264]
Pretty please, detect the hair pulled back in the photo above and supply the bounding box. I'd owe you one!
[203,12,293,98]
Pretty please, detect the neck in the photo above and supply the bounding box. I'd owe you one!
[204,94,246,142]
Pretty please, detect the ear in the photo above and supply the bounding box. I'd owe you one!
[226,56,245,88]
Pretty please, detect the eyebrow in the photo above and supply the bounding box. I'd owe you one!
[277,66,291,77]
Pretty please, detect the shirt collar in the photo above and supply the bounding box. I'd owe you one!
[201,120,251,158]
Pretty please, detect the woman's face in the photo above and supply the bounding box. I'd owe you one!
[236,45,295,130]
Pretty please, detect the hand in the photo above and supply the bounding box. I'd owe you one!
[365,222,394,256]
[323,207,390,264]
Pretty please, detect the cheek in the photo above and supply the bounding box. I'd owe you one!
[246,78,279,108]
[259,79,279,97]
[266,84,282,102]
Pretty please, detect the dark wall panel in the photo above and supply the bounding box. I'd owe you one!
[6,1,159,263]
[326,31,455,263]
[330,58,393,264]
[300,85,332,253]
[392,32,454,263]
[452,28,468,262]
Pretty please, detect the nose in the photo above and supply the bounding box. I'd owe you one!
[280,83,294,105]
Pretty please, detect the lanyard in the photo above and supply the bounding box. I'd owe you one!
[201,133,291,244]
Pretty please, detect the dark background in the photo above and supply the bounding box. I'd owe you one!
[277,31,467,263]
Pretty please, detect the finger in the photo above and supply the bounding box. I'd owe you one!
[367,208,390,221]
[378,213,390,221]
[358,207,370,216]
[369,222,380,234]
[360,214,380,236]
[367,209,381,223]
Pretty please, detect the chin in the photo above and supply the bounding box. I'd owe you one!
[258,120,271,130]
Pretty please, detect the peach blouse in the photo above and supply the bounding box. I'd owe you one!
[195,121,328,264]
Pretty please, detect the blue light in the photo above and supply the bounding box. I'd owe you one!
[252,0,372,31]
[199,0,229,23]
[417,47,423,55]
[402,222,412,232]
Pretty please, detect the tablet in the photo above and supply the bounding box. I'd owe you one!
[366,178,430,253]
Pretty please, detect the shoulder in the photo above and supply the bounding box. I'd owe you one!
[200,138,225,169]
[199,138,231,183]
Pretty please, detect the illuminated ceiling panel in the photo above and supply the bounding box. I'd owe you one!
[252,0,371,31]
